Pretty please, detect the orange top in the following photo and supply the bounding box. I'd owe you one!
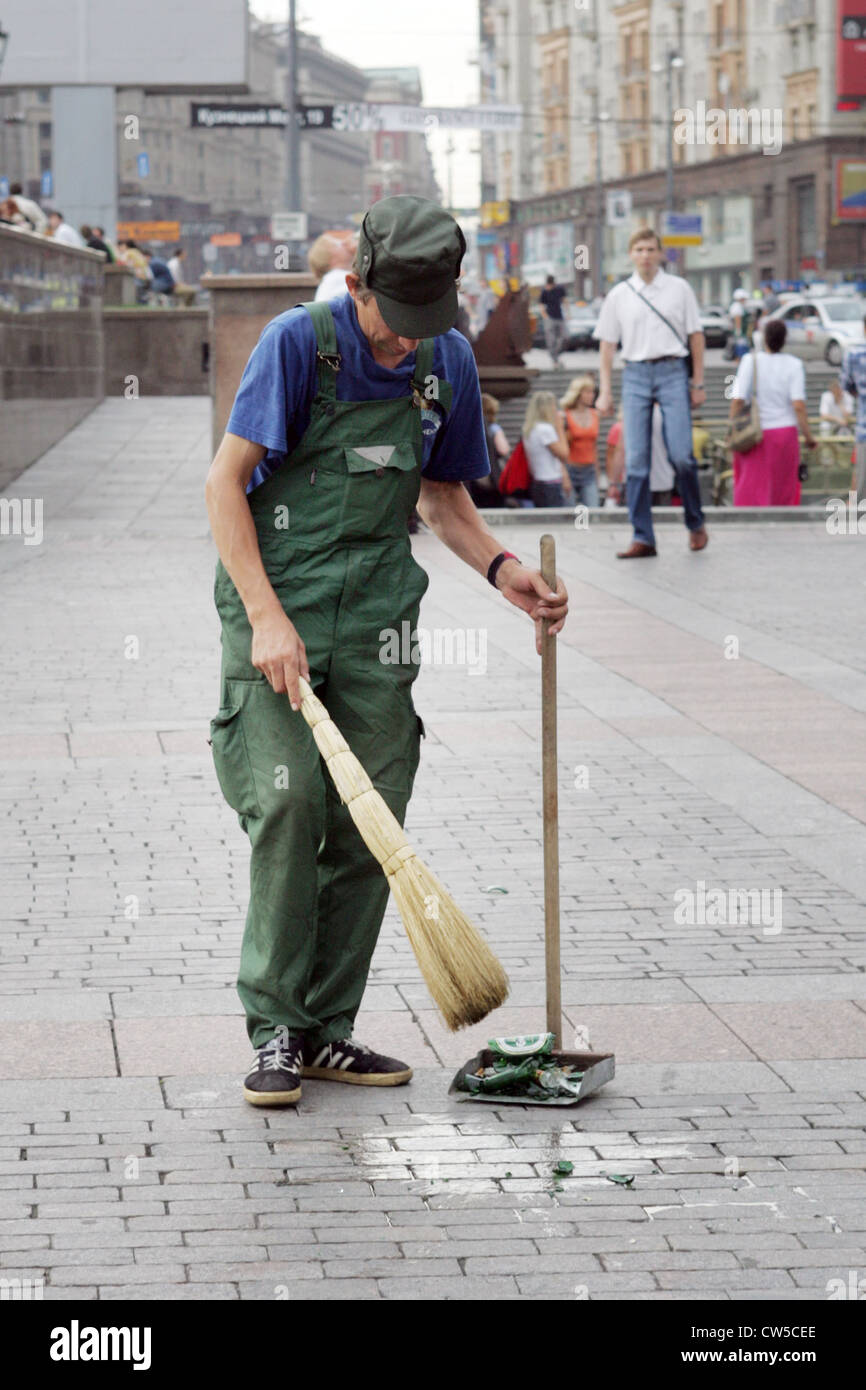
[565,408,599,465]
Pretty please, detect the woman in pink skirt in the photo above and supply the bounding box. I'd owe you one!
[728,317,816,505]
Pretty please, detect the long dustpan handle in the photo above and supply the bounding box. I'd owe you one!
[540,534,562,1049]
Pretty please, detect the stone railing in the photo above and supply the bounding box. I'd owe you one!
[0,225,105,489]
[205,273,317,454]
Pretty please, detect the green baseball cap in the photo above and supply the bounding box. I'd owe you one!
[357,195,466,339]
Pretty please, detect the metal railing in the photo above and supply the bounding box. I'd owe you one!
[699,420,855,506]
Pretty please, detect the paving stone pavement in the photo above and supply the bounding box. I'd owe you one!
[1,397,865,1301]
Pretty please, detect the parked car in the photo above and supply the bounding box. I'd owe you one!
[699,304,732,347]
[764,296,866,365]
[531,303,598,351]
[563,307,599,350]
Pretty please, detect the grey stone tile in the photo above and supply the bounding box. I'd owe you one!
[771,1060,866,1091]
[100,1283,239,1300]
[611,1062,789,1094]
[6,398,866,1299]
[689,975,866,1004]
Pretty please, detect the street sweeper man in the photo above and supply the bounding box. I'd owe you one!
[205,195,569,1106]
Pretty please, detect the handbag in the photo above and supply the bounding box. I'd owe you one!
[624,279,694,381]
[728,352,763,454]
[498,439,530,495]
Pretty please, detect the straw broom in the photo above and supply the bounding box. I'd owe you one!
[297,677,509,1030]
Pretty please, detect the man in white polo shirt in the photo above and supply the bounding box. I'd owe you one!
[595,227,708,557]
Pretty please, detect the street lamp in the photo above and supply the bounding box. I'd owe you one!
[0,24,9,80]
[652,51,684,220]
[583,102,610,298]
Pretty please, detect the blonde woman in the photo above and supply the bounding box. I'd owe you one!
[523,391,573,507]
[560,375,600,507]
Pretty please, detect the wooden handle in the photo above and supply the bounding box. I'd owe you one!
[540,534,561,1049]
[295,676,325,728]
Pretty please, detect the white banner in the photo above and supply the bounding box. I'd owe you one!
[332,103,523,132]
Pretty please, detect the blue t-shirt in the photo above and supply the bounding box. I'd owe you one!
[227,295,491,492]
[149,258,174,293]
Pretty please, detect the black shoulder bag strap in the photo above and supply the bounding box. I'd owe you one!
[624,279,694,380]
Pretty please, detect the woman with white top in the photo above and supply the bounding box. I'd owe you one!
[729,318,816,506]
[522,391,573,508]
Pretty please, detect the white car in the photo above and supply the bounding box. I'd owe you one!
[563,307,599,350]
[765,296,866,366]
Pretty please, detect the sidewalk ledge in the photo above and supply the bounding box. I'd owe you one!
[475,505,833,525]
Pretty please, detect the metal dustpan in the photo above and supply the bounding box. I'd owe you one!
[453,535,615,1106]
[449,1047,615,1106]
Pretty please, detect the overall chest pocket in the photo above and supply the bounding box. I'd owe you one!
[338,440,421,539]
[343,441,418,475]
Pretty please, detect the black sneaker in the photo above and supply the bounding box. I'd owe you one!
[243,1029,303,1107]
[302,1038,412,1087]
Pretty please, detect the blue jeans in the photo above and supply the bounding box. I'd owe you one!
[621,359,705,547]
[531,479,568,508]
[567,464,599,508]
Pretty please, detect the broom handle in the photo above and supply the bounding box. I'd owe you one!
[540,533,561,1050]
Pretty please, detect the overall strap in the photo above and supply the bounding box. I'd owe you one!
[303,300,341,399]
[410,337,454,414]
[411,338,435,396]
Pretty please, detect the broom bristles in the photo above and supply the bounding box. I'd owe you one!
[297,677,510,1030]
[388,854,509,1030]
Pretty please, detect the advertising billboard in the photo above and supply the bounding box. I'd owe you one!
[116,221,181,243]
[661,213,703,247]
[0,0,248,89]
[522,222,574,284]
[836,2,866,107]
[833,158,866,221]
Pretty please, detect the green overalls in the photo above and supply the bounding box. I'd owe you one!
[211,300,450,1049]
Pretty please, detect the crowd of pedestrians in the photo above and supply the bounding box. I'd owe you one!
[486,232,865,519]
[0,186,198,307]
[113,240,198,307]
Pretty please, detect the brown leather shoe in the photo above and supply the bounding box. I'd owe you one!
[689,527,709,551]
[617,541,657,559]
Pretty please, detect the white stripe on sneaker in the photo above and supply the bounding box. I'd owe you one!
[339,1057,355,1070]
[312,1046,330,1067]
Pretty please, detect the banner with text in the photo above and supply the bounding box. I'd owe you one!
[191,102,522,132]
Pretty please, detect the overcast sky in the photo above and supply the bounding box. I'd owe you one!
[250,0,483,206]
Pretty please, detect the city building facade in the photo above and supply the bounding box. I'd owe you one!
[479,0,866,301]
[0,17,382,276]
[363,69,440,205]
